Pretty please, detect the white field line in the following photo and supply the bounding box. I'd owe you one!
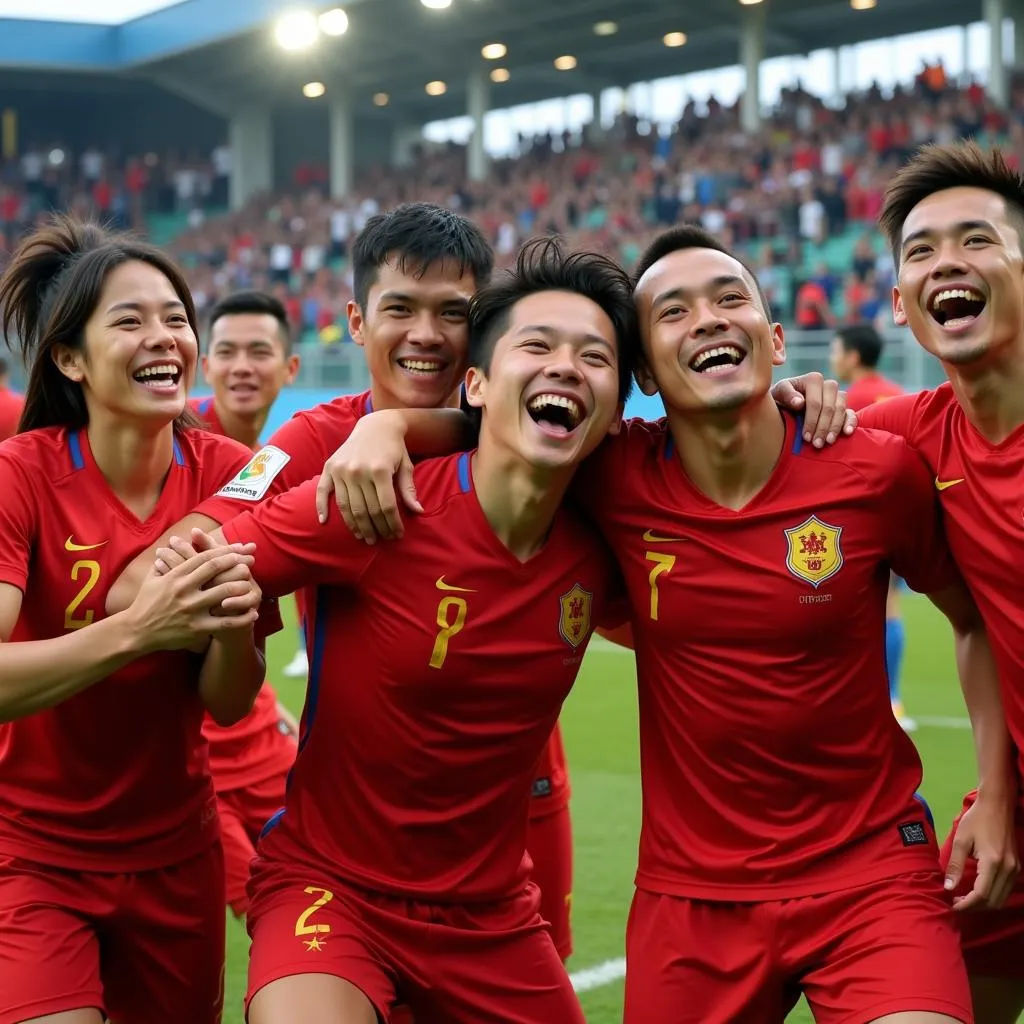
[570,956,627,993]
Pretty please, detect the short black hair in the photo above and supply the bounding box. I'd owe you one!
[880,141,1024,266]
[351,203,494,309]
[208,289,292,354]
[633,224,773,321]
[468,236,638,403]
[835,322,883,368]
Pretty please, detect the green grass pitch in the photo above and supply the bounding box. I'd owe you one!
[221,594,977,1022]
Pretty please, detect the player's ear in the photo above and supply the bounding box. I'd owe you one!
[607,402,624,436]
[347,300,365,347]
[52,344,84,383]
[463,366,486,409]
[200,354,212,385]
[770,322,786,367]
[892,286,908,327]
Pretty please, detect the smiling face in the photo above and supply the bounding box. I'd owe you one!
[465,290,622,473]
[202,312,298,419]
[348,257,477,410]
[54,259,198,427]
[893,186,1024,368]
[634,247,785,416]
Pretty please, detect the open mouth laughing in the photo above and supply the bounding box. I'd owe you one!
[526,392,585,436]
[688,343,747,375]
[132,362,183,391]
[927,287,986,329]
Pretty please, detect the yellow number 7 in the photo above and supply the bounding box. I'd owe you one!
[645,552,676,622]
[64,560,101,631]
[430,596,467,669]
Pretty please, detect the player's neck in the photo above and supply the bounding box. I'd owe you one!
[213,398,268,451]
[369,383,463,413]
[848,366,876,383]
[667,397,786,511]
[470,447,571,563]
[946,345,1024,445]
[86,412,175,518]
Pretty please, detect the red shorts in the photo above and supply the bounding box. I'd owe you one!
[526,805,573,961]
[246,860,583,1023]
[220,770,290,917]
[0,844,225,1024]
[941,789,1024,978]
[624,871,972,1024]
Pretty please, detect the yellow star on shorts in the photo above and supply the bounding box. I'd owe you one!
[304,936,326,952]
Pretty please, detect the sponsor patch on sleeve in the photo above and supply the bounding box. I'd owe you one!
[215,445,291,501]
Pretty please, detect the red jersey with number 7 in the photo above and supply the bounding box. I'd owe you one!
[217,452,622,899]
[573,412,961,900]
[0,426,253,870]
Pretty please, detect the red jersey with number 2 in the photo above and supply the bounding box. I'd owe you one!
[0,426,252,871]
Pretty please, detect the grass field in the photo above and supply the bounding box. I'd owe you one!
[222,594,978,1023]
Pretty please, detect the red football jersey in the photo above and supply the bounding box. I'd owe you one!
[860,384,1024,810]
[189,395,295,792]
[846,372,904,412]
[574,413,960,900]
[0,426,253,870]
[218,451,620,900]
[188,395,228,439]
[0,387,23,441]
[196,390,571,815]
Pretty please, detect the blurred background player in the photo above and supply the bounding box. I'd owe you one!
[0,357,23,442]
[0,216,266,1024]
[830,323,913,731]
[190,288,303,919]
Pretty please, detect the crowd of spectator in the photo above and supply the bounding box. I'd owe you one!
[1,61,1022,346]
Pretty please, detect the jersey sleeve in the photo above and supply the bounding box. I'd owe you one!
[193,412,340,524]
[854,392,921,440]
[0,446,38,591]
[220,476,378,598]
[884,440,961,595]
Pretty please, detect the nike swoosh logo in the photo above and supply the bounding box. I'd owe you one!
[934,478,965,492]
[65,535,108,552]
[436,576,475,593]
[643,529,682,544]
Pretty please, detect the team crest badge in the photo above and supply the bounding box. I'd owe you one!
[216,445,291,501]
[784,515,843,588]
[559,583,593,650]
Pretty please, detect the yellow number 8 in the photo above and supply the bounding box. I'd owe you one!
[430,596,467,670]
[64,560,101,631]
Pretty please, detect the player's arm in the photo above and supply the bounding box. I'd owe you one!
[890,444,1019,910]
[155,532,270,726]
[853,391,920,437]
[0,548,259,723]
[159,477,379,601]
[770,371,857,447]
[106,424,315,615]
[314,408,472,539]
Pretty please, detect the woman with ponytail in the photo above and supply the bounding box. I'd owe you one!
[0,215,268,1024]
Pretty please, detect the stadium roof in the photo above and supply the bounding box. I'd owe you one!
[0,0,989,122]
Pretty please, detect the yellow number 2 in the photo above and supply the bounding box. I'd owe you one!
[645,551,676,622]
[294,886,334,937]
[430,596,467,670]
[64,560,101,631]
